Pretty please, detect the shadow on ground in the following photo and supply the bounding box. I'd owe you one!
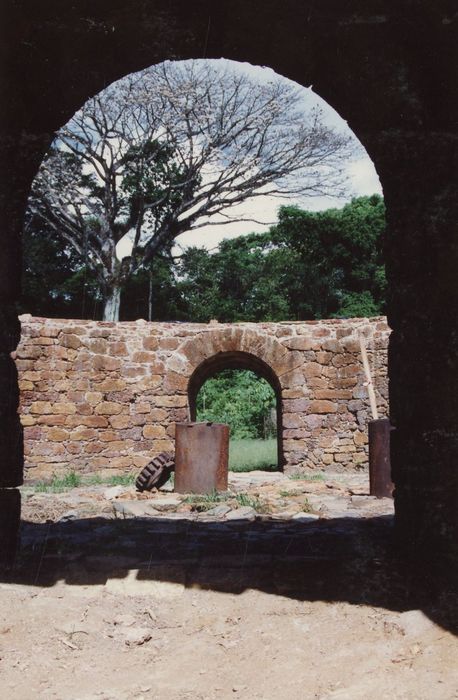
[1,491,456,636]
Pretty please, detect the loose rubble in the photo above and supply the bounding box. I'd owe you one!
[20,470,394,525]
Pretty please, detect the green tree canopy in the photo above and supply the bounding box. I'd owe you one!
[196,370,277,440]
[177,195,386,321]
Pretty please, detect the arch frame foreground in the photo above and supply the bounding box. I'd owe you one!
[1,2,458,577]
[187,350,284,471]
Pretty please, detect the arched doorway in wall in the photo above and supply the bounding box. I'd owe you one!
[188,352,284,472]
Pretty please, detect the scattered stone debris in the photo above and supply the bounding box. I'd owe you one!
[20,470,394,525]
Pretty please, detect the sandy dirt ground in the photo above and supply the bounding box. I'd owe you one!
[0,471,457,700]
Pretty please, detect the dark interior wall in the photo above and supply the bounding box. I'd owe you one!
[1,1,457,575]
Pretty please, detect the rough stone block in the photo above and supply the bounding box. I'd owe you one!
[52,402,77,415]
[30,401,52,414]
[309,400,337,414]
[92,354,122,371]
[109,341,128,356]
[61,334,82,350]
[142,336,159,351]
[283,336,316,351]
[142,424,166,439]
[109,415,132,429]
[46,428,69,442]
[95,401,123,415]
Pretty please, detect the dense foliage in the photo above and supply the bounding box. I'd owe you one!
[196,370,277,440]
[178,194,386,321]
[21,195,385,322]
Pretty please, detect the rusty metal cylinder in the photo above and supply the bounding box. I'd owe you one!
[174,422,229,494]
[368,418,394,498]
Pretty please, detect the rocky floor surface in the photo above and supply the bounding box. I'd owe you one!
[0,471,456,699]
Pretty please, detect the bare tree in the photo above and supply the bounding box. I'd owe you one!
[28,60,353,321]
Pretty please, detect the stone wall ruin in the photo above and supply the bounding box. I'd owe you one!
[17,315,390,481]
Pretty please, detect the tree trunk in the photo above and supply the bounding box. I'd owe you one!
[103,285,121,321]
[148,271,153,322]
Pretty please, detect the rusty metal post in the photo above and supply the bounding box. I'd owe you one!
[174,422,229,494]
[368,418,394,498]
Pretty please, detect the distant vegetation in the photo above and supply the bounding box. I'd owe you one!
[21,195,386,323]
[196,369,278,472]
[196,369,277,440]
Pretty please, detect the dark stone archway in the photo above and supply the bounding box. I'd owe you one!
[1,1,457,578]
[188,351,284,470]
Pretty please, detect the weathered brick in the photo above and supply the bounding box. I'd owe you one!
[283,335,318,350]
[108,341,128,356]
[65,415,109,428]
[142,336,159,351]
[132,351,157,363]
[109,415,132,429]
[121,366,147,378]
[142,425,166,439]
[163,371,188,392]
[61,333,82,349]
[70,427,98,440]
[98,430,118,442]
[19,380,34,390]
[95,401,123,415]
[95,378,126,392]
[86,391,104,405]
[151,439,174,452]
[84,442,104,454]
[92,354,122,371]
[47,428,69,442]
[52,402,77,415]
[354,430,368,446]
[85,338,108,354]
[151,395,187,408]
[158,337,180,350]
[30,401,52,414]
[309,400,337,414]
[36,415,67,426]
[131,402,151,414]
[20,415,36,426]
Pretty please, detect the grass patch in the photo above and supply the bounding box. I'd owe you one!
[235,492,269,513]
[104,474,136,486]
[229,438,278,472]
[279,489,300,498]
[32,471,136,492]
[34,471,82,493]
[288,471,326,481]
[183,490,228,512]
[302,498,312,513]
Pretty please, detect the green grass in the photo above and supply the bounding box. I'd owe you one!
[229,438,278,472]
[235,492,267,512]
[289,471,326,481]
[183,490,229,511]
[302,497,312,513]
[34,471,82,493]
[104,474,136,486]
[31,471,136,492]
